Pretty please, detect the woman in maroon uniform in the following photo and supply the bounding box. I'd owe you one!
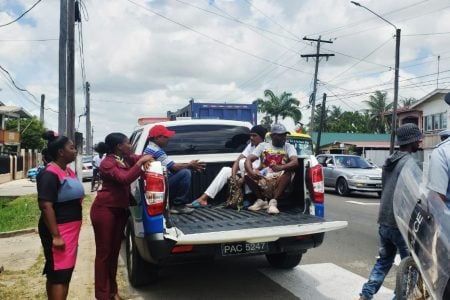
[91,133,153,300]
[37,131,84,300]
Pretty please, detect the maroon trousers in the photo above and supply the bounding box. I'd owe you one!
[90,204,128,300]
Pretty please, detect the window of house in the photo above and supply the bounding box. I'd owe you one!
[424,112,447,132]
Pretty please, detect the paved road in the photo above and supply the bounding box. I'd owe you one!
[119,189,398,299]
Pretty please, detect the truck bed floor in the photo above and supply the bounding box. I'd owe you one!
[169,207,325,234]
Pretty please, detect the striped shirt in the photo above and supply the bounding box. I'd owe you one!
[143,141,175,170]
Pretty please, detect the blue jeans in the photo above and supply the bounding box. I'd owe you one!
[168,169,191,206]
[360,224,409,300]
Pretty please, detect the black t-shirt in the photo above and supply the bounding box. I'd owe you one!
[37,164,84,224]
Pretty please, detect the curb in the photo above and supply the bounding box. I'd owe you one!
[0,228,37,238]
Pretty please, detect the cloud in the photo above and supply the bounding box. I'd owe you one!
[0,0,449,143]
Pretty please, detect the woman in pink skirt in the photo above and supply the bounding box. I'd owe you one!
[37,131,84,299]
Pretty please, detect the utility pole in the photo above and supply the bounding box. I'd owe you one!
[351,2,401,154]
[316,93,327,156]
[301,36,334,136]
[390,28,401,154]
[40,94,45,124]
[67,0,75,141]
[85,82,92,155]
[58,0,67,135]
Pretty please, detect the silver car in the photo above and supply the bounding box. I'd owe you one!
[317,154,382,197]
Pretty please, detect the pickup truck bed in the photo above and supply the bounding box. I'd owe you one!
[169,207,323,234]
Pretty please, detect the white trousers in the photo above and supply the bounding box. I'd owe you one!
[204,159,251,199]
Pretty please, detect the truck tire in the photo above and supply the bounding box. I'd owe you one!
[266,252,303,269]
[126,223,159,287]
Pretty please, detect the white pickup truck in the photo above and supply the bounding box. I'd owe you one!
[126,119,347,286]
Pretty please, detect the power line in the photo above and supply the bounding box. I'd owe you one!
[174,0,301,43]
[0,0,42,28]
[125,0,313,75]
[0,38,58,42]
[333,3,450,40]
[208,1,300,54]
[0,65,38,102]
[403,31,450,37]
[243,0,300,40]
[327,36,392,83]
[306,0,430,37]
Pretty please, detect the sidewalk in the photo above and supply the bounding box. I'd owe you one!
[0,179,37,197]
[0,179,97,299]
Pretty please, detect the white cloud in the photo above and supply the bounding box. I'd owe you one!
[0,0,450,143]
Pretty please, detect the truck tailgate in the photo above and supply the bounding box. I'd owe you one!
[166,208,347,245]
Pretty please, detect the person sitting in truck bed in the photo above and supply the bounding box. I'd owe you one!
[144,125,205,214]
[189,125,268,208]
[244,123,298,214]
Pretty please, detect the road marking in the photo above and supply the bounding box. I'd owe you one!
[346,200,380,206]
[375,254,401,266]
[260,263,393,300]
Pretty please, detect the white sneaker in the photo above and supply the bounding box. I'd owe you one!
[248,199,268,211]
[267,199,279,214]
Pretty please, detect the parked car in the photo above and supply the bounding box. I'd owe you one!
[27,167,39,182]
[81,155,93,181]
[316,154,382,197]
[125,119,347,286]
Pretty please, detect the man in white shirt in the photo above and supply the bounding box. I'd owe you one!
[245,123,298,214]
[91,152,104,192]
[189,125,268,208]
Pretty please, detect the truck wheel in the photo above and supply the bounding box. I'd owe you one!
[126,223,159,287]
[266,252,302,269]
[336,178,350,196]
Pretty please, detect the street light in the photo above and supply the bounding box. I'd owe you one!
[351,1,401,154]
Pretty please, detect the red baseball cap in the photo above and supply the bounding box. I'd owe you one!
[148,125,176,138]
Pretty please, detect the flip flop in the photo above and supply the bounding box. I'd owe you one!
[188,199,211,208]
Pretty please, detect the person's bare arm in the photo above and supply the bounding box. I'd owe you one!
[271,156,298,172]
[232,154,246,178]
[245,154,261,180]
[171,160,206,172]
[39,200,65,250]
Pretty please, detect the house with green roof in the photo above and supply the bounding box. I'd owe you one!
[311,132,391,154]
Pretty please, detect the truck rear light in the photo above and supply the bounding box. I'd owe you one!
[171,245,193,253]
[144,172,166,216]
[309,164,324,203]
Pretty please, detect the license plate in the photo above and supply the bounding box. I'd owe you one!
[221,242,268,256]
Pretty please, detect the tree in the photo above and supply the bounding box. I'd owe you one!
[256,89,302,124]
[6,117,46,150]
[260,115,273,130]
[364,91,393,133]
[400,97,418,108]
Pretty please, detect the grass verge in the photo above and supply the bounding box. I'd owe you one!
[0,194,93,233]
[0,195,40,232]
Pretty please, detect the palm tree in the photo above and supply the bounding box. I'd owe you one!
[400,97,418,108]
[364,91,393,133]
[256,90,302,124]
[260,115,273,129]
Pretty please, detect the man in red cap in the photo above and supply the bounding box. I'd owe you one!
[144,125,205,214]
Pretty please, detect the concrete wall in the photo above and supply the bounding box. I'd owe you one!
[0,150,39,183]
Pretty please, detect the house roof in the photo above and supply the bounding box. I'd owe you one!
[410,88,450,109]
[0,105,32,118]
[311,132,390,147]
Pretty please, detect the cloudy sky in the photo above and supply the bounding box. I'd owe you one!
[1,0,450,143]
